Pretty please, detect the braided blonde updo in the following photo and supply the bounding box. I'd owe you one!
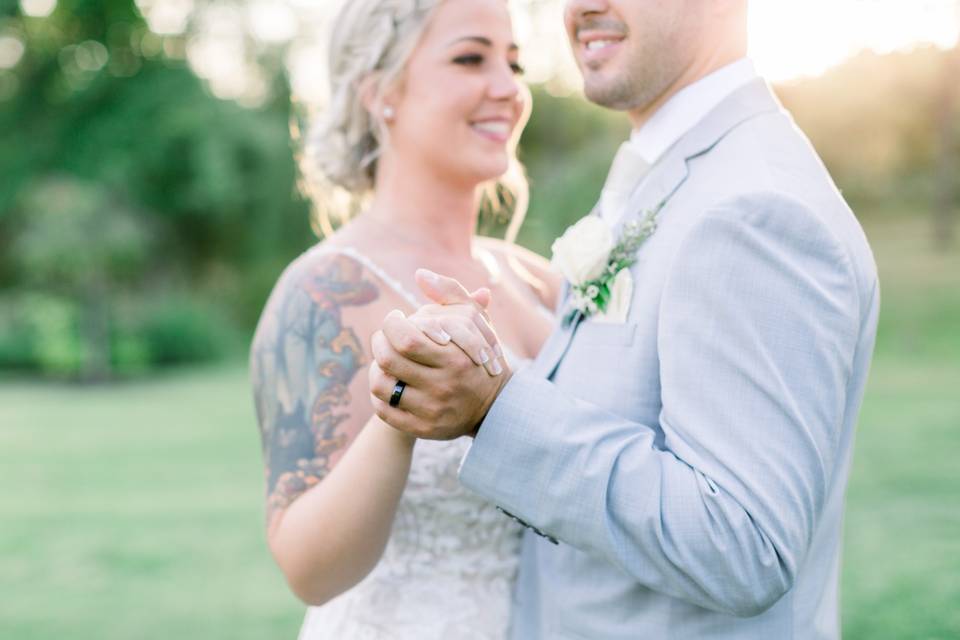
[301,0,529,239]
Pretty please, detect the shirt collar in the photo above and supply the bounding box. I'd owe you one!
[629,58,759,166]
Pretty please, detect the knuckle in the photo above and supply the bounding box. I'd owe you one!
[395,333,419,355]
[434,380,452,400]
[371,335,388,361]
[412,314,432,329]
[424,402,443,423]
[449,317,471,337]
[376,350,398,373]
[370,376,387,398]
[452,352,475,374]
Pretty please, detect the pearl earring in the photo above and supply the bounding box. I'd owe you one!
[383,106,396,121]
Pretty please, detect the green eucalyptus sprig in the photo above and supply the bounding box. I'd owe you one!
[560,205,661,327]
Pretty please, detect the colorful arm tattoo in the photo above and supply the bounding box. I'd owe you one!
[250,255,380,524]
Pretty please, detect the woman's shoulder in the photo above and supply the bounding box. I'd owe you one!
[253,242,410,353]
[267,244,381,315]
[476,237,561,310]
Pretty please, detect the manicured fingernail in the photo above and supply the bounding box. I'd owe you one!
[479,349,490,364]
[437,330,451,343]
[418,269,440,285]
[493,344,503,359]
[491,358,503,375]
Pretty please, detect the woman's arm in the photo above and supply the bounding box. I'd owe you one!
[268,415,414,605]
[250,252,415,606]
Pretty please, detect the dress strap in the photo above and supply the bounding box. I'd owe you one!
[311,245,423,310]
[309,244,536,367]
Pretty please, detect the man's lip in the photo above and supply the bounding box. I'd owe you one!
[576,30,626,45]
[578,37,624,65]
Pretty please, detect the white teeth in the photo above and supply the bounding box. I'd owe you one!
[473,122,510,136]
[586,40,616,51]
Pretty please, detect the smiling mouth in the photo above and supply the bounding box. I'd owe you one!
[576,35,625,69]
[585,39,619,51]
[471,121,512,143]
[575,20,628,60]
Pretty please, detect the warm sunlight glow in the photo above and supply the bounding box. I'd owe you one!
[514,0,960,95]
[19,0,57,19]
[0,35,26,69]
[136,0,194,36]
[749,0,960,81]
[154,0,960,104]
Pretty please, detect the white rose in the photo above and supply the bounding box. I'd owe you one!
[550,216,614,285]
[594,268,633,324]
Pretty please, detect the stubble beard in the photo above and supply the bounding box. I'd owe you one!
[582,49,675,113]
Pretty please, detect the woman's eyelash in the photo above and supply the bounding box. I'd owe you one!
[454,54,484,66]
[453,55,526,75]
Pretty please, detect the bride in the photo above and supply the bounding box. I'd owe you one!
[249,0,559,637]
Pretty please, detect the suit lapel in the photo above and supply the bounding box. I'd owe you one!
[616,79,783,234]
[532,80,783,381]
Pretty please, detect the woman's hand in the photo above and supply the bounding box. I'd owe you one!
[404,269,506,377]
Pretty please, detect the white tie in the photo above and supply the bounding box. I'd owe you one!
[599,142,651,224]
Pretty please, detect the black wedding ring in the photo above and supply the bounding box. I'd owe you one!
[389,380,407,408]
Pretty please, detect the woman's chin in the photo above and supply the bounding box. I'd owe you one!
[467,156,510,183]
[439,152,509,187]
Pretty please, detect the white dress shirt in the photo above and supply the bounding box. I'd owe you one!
[600,58,759,224]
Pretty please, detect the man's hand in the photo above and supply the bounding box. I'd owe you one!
[369,310,512,439]
[368,270,512,440]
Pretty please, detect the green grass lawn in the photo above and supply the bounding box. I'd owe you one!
[0,367,303,638]
[1,215,958,639]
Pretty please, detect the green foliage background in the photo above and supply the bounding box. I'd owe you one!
[1,1,957,380]
[0,0,313,379]
[0,0,958,637]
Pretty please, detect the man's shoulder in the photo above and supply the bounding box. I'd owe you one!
[704,107,841,206]
[686,110,871,253]
[665,109,878,301]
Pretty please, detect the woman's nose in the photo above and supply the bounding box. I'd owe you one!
[488,64,520,101]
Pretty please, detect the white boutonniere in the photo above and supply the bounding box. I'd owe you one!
[551,206,661,326]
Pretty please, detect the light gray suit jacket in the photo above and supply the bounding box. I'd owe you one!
[460,80,879,639]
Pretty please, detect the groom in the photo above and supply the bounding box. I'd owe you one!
[370,0,878,637]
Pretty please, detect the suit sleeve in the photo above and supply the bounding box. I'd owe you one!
[459,192,863,617]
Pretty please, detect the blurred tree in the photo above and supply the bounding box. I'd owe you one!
[0,0,955,379]
[9,176,152,380]
[934,4,960,250]
[0,0,313,377]
[778,46,958,219]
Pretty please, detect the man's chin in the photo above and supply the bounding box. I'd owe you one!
[583,80,630,110]
[583,65,654,111]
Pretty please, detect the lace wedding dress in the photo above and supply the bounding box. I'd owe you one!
[298,247,525,640]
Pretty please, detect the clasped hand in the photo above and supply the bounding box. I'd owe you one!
[369,269,511,440]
